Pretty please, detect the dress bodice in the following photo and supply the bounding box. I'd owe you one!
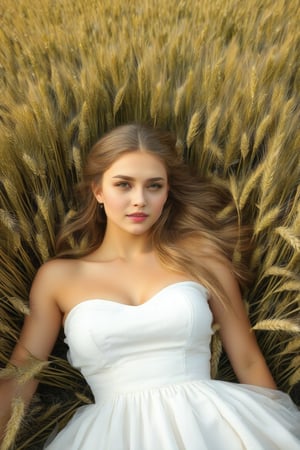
[64,281,213,402]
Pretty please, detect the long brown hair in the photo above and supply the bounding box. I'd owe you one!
[56,123,252,304]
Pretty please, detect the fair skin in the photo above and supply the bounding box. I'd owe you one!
[0,151,276,441]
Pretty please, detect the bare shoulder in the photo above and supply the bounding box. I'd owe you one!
[30,258,79,304]
[205,255,239,297]
[8,258,81,363]
[32,258,76,281]
[33,258,80,282]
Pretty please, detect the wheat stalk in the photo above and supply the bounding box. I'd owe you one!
[210,331,222,379]
[174,83,186,118]
[252,319,300,333]
[275,281,300,293]
[240,132,249,160]
[0,397,24,450]
[186,111,201,149]
[150,81,163,124]
[238,162,265,210]
[275,227,300,252]
[254,206,281,235]
[289,367,300,387]
[7,298,30,316]
[113,81,128,117]
[262,266,297,280]
[203,106,221,150]
[281,338,300,355]
[253,114,272,152]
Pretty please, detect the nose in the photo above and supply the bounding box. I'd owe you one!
[132,187,146,207]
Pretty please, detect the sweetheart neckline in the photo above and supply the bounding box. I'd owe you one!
[63,281,207,328]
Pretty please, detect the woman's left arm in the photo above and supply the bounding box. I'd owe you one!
[207,258,277,389]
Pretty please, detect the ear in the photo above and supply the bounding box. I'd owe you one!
[91,182,103,203]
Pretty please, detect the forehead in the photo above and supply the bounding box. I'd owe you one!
[104,151,167,178]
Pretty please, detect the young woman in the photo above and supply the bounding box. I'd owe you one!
[1,124,299,449]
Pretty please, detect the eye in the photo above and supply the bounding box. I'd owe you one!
[115,182,131,189]
[148,183,163,190]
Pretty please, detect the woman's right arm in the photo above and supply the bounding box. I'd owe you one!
[0,261,62,442]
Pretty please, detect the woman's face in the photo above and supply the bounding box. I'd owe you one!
[93,151,169,237]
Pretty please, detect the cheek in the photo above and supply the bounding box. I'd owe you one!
[154,192,169,212]
[102,191,127,210]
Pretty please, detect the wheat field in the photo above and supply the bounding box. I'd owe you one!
[0,0,299,448]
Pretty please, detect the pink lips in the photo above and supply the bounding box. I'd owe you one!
[127,213,148,223]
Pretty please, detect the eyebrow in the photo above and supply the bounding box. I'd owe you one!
[112,175,166,182]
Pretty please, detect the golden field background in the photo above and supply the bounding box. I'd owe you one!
[0,0,299,447]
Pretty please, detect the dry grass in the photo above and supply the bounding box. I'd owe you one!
[0,0,299,447]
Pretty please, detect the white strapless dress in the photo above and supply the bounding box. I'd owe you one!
[44,281,300,449]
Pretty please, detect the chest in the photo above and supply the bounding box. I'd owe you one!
[57,259,194,313]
